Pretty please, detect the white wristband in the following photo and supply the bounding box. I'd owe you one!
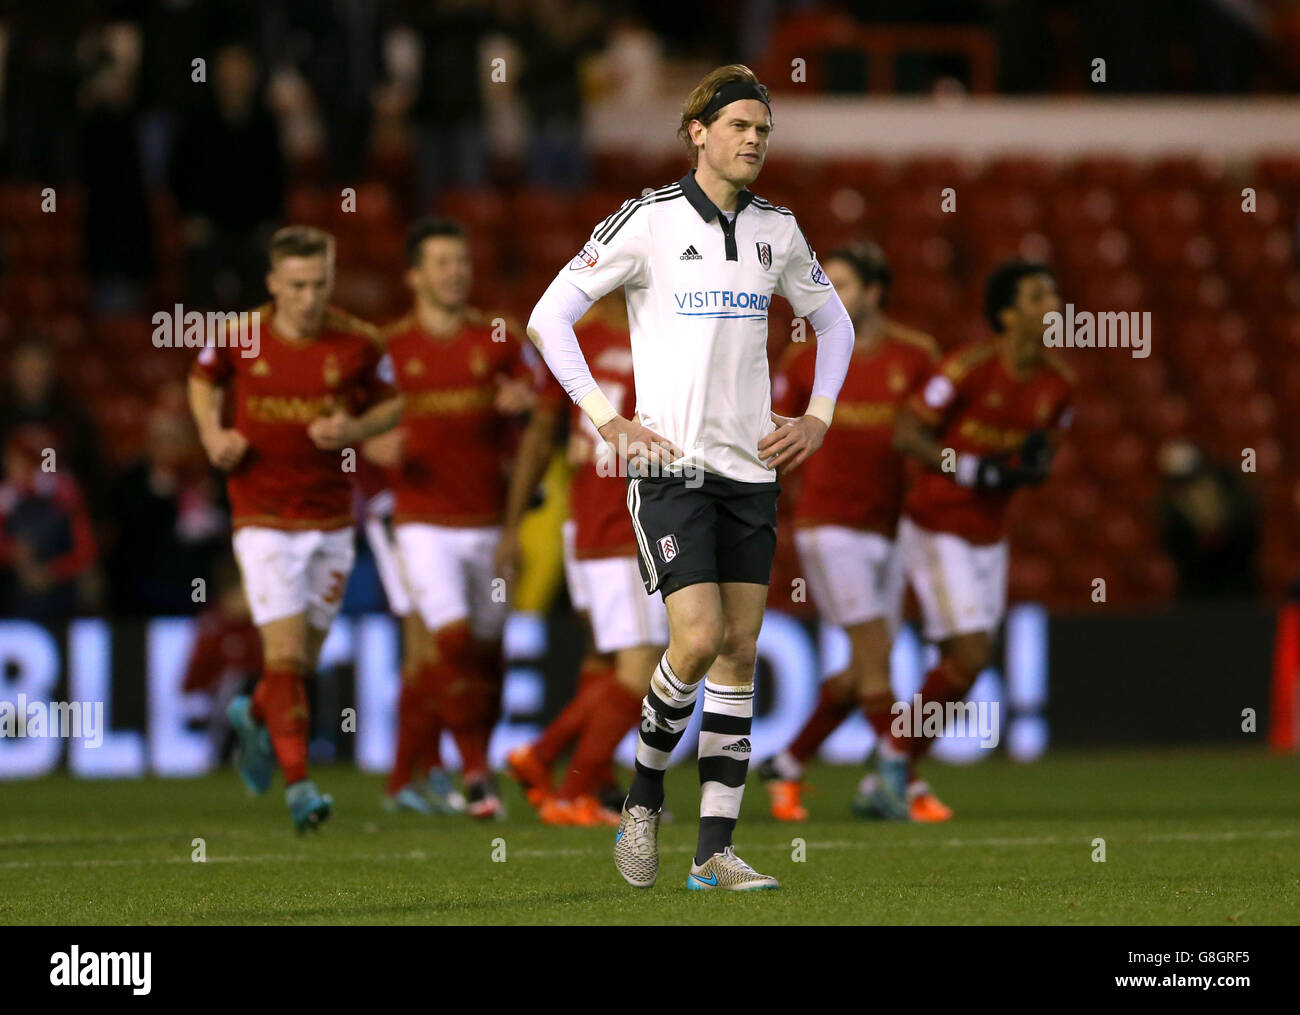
[805,395,834,428]
[579,389,618,429]
[954,452,980,488]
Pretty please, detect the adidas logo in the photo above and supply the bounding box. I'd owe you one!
[722,738,751,754]
[679,245,703,261]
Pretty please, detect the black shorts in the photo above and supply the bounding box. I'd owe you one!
[624,469,780,599]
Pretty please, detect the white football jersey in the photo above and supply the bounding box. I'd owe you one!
[564,171,834,484]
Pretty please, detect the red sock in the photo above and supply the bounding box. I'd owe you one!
[387,675,435,795]
[415,716,444,775]
[557,680,643,800]
[860,690,895,740]
[890,658,973,760]
[788,678,855,764]
[453,727,490,781]
[531,663,616,766]
[252,664,310,785]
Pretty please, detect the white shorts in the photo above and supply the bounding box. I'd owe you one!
[363,515,412,618]
[394,522,507,640]
[231,526,356,630]
[793,525,904,630]
[897,516,1008,641]
[563,520,668,654]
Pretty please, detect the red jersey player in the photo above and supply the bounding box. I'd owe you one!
[500,292,670,826]
[188,225,402,832]
[753,243,954,822]
[862,259,1073,819]
[365,217,544,820]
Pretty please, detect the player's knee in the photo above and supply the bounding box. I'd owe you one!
[943,641,987,692]
[265,655,308,675]
[715,630,758,678]
[671,624,723,676]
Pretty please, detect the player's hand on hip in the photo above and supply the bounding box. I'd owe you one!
[597,416,683,474]
[204,428,249,470]
[308,410,358,451]
[758,411,826,473]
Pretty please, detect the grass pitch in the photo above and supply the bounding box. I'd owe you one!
[2,749,1297,925]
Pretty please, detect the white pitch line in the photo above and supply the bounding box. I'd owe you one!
[1,827,1296,870]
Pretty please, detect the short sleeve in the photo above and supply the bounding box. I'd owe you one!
[565,199,648,301]
[357,342,398,408]
[907,355,965,428]
[775,219,834,320]
[191,340,233,384]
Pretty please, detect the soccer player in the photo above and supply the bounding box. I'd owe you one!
[500,292,669,828]
[527,64,855,890]
[356,453,464,815]
[753,241,954,823]
[862,259,1073,817]
[188,225,403,832]
[374,216,546,820]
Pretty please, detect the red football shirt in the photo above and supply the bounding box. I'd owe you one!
[775,320,938,535]
[565,318,639,559]
[190,306,394,531]
[902,340,1074,544]
[383,310,541,527]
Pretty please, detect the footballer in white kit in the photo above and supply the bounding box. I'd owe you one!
[527,65,856,890]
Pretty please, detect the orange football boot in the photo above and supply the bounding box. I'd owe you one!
[570,795,621,827]
[507,745,552,809]
[538,796,576,826]
[909,789,953,823]
[766,780,808,822]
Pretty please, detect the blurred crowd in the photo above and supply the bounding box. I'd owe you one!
[0,0,1287,620]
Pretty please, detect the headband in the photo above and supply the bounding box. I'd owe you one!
[699,80,771,122]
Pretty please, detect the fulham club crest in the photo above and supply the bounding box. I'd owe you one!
[756,241,772,269]
[657,534,679,563]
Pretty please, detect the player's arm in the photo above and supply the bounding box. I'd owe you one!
[493,403,563,581]
[309,393,404,451]
[529,207,682,468]
[187,370,248,471]
[761,226,853,471]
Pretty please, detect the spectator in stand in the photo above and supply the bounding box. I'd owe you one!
[398,0,494,205]
[78,26,155,314]
[1157,440,1260,600]
[0,338,106,515]
[508,0,606,190]
[106,394,228,617]
[169,43,285,309]
[0,426,98,619]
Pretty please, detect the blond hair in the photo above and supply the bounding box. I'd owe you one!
[677,64,770,167]
[268,225,335,267]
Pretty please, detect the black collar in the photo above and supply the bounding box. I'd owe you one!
[679,171,756,223]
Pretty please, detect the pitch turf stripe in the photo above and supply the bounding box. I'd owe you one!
[6,827,1298,869]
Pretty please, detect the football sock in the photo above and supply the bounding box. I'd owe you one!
[861,689,896,739]
[788,678,855,763]
[531,665,614,765]
[253,663,310,786]
[890,657,974,760]
[386,674,428,796]
[696,679,755,865]
[556,679,643,800]
[626,654,699,812]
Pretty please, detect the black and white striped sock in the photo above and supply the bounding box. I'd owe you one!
[696,679,754,864]
[625,654,700,813]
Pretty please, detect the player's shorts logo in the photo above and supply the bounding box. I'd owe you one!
[657,534,678,563]
[570,242,600,271]
[756,241,772,269]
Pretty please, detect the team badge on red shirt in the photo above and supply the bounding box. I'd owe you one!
[470,348,489,377]
[323,353,341,388]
